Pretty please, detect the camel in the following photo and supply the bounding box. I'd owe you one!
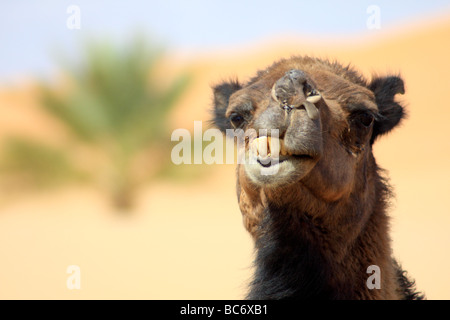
[211,56,423,300]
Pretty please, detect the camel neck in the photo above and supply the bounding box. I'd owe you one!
[248,171,396,299]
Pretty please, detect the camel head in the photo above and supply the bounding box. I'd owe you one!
[212,57,405,236]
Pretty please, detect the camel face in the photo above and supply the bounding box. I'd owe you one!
[227,68,324,187]
[214,57,383,200]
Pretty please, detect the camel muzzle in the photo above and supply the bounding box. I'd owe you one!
[271,69,322,120]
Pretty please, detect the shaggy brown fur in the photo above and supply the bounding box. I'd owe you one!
[212,56,423,300]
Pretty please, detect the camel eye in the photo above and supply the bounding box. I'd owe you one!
[358,113,375,127]
[229,112,245,129]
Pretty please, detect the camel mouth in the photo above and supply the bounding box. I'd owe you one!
[250,136,314,168]
[256,154,313,168]
[244,136,317,185]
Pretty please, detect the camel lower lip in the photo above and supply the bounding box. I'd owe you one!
[256,155,312,168]
[257,158,285,168]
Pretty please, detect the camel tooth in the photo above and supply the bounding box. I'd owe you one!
[255,136,268,158]
[303,101,320,120]
[269,137,280,158]
[306,94,321,104]
[279,139,287,156]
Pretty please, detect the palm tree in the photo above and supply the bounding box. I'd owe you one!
[27,37,189,210]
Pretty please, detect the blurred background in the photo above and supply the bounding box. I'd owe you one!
[0,0,449,299]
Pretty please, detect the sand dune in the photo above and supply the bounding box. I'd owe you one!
[0,17,449,299]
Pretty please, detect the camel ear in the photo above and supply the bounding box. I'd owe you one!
[212,80,242,132]
[369,76,406,143]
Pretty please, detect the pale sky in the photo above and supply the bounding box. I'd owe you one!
[1,0,449,80]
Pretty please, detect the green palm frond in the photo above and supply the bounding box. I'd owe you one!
[40,37,190,153]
